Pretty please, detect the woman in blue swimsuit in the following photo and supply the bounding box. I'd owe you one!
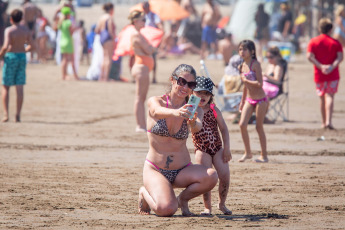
[95,3,115,81]
[138,64,218,217]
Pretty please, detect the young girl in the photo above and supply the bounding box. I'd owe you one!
[238,40,268,163]
[58,6,79,80]
[192,76,232,215]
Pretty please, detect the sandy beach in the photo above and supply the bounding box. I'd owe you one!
[1,3,345,229]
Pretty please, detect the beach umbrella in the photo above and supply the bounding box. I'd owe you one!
[130,0,190,21]
[113,25,164,59]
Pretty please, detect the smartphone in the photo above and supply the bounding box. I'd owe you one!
[187,95,201,119]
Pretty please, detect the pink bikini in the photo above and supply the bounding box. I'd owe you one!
[243,60,268,107]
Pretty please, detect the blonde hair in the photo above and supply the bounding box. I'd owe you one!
[335,4,345,17]
[128,10,144,24]
[318,18,333,34]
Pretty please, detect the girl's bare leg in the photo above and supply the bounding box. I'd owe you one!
[194,151,213,215]
[213,149,232,215]
[255,101,269,162]
[132,65,150,132]
[238,102,254,162]
[174,165,218,216]
[139,163,178,216]
[1,85,10,122]
[15,85,24,122]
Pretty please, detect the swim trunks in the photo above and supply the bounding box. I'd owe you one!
[2,52,26,86]
[202,25,217,45]
[316,80,339,96]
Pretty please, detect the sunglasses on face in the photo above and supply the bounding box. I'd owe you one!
[173,75,197,90]
[266,55,274,59]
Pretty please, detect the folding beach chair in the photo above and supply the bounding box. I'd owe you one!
[266,60,289,122]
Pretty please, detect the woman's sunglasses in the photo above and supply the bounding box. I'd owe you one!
[173,75,197,90]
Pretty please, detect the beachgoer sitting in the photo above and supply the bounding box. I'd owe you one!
[262,46,287,99]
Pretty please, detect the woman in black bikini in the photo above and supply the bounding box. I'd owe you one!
[138,64,218,217]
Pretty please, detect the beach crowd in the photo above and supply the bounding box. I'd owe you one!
[0,0,343,217]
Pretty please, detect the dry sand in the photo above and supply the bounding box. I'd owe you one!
[1,3,345,230]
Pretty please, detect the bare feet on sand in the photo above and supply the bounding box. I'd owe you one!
[218,204,232,215]
[177,196,196,217]
[2,116,9,122]
[200,208,212,216]
[138,187,150,215]
[238,154,252,162]
[254,157,269,163]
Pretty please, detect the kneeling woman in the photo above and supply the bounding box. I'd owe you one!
[138,64,218,217]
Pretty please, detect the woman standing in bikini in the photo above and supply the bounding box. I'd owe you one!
[238,40,269,163]
[129,11,155,132]
[138,64,218,217]
[95,3,115,81]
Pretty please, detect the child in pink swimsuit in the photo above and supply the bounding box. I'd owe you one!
[192,76,232,216]
[238,40,269,163]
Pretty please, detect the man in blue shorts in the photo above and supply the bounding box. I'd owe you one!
[200,0,221,60]
[0,9,34,122]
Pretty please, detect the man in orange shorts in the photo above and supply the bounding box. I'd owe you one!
[307,18,343,130]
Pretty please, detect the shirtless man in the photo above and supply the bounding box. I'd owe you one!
[0,9,34,122]
[200,0,221,60]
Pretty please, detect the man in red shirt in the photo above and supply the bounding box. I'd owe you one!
[307,18,343,130]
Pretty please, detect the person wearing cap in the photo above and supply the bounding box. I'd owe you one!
[191,76,232,216]
[58,6,79,80]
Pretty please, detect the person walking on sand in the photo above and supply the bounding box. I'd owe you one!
[0,9,34,122]
[200,0,221,60]
[22,0,39,62]
[95,2,116,81]
[138,64,218,217]
[237,40,268,163]
[129,11,156,133]
[191,76,232,216]
[58,6,79,80]
[307,18,343,130]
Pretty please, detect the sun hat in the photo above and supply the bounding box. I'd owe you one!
[194,76,215,95]
[61,6,71,16]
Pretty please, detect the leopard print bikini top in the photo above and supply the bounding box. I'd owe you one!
[148,95,189,140]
